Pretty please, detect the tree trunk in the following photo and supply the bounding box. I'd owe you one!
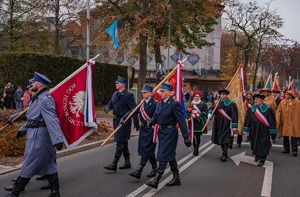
[137,33,148,101]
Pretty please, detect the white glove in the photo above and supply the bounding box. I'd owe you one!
[208,114,212,120]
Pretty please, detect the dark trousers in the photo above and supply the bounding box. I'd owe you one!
[157,160,177,175]
[230,134,242,147]
[115,142,130,157]
[283,136,298,152]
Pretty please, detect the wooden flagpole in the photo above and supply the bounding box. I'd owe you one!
[0,54,101,132]
[100,62,182,147]
[201,66,241,132]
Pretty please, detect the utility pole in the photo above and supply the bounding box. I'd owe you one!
[86,0,90,62]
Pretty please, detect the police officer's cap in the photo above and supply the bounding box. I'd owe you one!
[115,76,128,85]
[218,89,230,95]
[33,72,51,85]
[159,83,173,92]
[141,84,153,93]
[253,94,265,100]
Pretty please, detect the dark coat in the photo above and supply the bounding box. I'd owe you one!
[150,97,189,162]
[211,98,238,145]
[138,97,157,157]
[191,101,208,132]
[243,104,276,156]
[106,89,139,142]
[275,96,282,108]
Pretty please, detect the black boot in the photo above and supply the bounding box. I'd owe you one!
[47,173,60,197]
[41,183,52,190]
[129,165,144,179]
[119,155,131,169]
[147,158,157,177]
[220,144,228,162]
[166,161,181,186]
[104,157,119,171]
[36,174,47,181]
[8,177,30,197]
[146,173,162,189]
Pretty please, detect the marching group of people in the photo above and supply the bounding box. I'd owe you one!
[3,73,300,196]
[103,75,300,191]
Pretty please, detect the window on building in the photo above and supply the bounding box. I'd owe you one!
[204,46,214,68]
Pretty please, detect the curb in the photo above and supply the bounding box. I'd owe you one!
[0,137,116,175]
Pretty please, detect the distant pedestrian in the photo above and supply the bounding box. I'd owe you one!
[14,86,23,110]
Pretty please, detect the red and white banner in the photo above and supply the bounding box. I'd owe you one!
[50,59,98,148]
[254,108,269,127]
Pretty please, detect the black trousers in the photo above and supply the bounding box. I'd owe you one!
[157,160,177,174]
[283,136,298,152]
[114,142,130,157]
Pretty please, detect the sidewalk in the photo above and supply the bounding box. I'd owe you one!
[0,117,139,175]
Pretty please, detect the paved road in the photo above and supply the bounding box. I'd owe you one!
[1,129,299,197]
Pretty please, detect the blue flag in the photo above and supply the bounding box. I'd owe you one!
[106,19,119,49]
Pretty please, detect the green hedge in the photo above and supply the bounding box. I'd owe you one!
[0,52,134,105]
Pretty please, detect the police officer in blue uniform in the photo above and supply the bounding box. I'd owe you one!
[146,83,191,189]
[7,72,64,197]
[129,85,157,179]
[104,76,139,171]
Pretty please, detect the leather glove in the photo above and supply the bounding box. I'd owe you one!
[55,142,63,151]
[118,117,125,126]
[134,125,140,132]
[16,131,23,139]
[104,107,109,114]
[184,137,191,147]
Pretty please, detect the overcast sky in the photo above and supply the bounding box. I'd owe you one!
[237,0,300,42]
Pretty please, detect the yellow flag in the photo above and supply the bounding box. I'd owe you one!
[227,67,245,135]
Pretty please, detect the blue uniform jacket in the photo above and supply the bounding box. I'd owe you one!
[150,97,189,161]
[106,89,139,142]
[138,97,157,157]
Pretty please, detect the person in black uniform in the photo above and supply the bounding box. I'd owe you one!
[209,89,238,162]
[104,76,139,171]
[146,83,191,189]
[129,85,157,179]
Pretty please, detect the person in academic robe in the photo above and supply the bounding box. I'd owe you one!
[243,94,277,167]
[276,90,300,157]
[209,89,238,162]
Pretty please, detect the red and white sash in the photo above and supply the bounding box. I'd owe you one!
[254,108,269,127]
[140,102,159,143]
[217,108,233,135]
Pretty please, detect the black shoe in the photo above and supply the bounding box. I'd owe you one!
[255,156,258,162]
[219,154,227,162]
[237,144,241,148]
[258,160,265,167]
[12,178,17,182]
[5,185,25,192]
[146,174,162,189]
[129,170,142,179]
[119,162,131,169]
[165,178,181,186]
[293,151,298,157]
[282,150,290,153]
[36,175,47,181]
[104,163,117,171]
[193,151,199,156]
[147,170,156,178]
[228,144,233,149]
[41,183,51,190]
